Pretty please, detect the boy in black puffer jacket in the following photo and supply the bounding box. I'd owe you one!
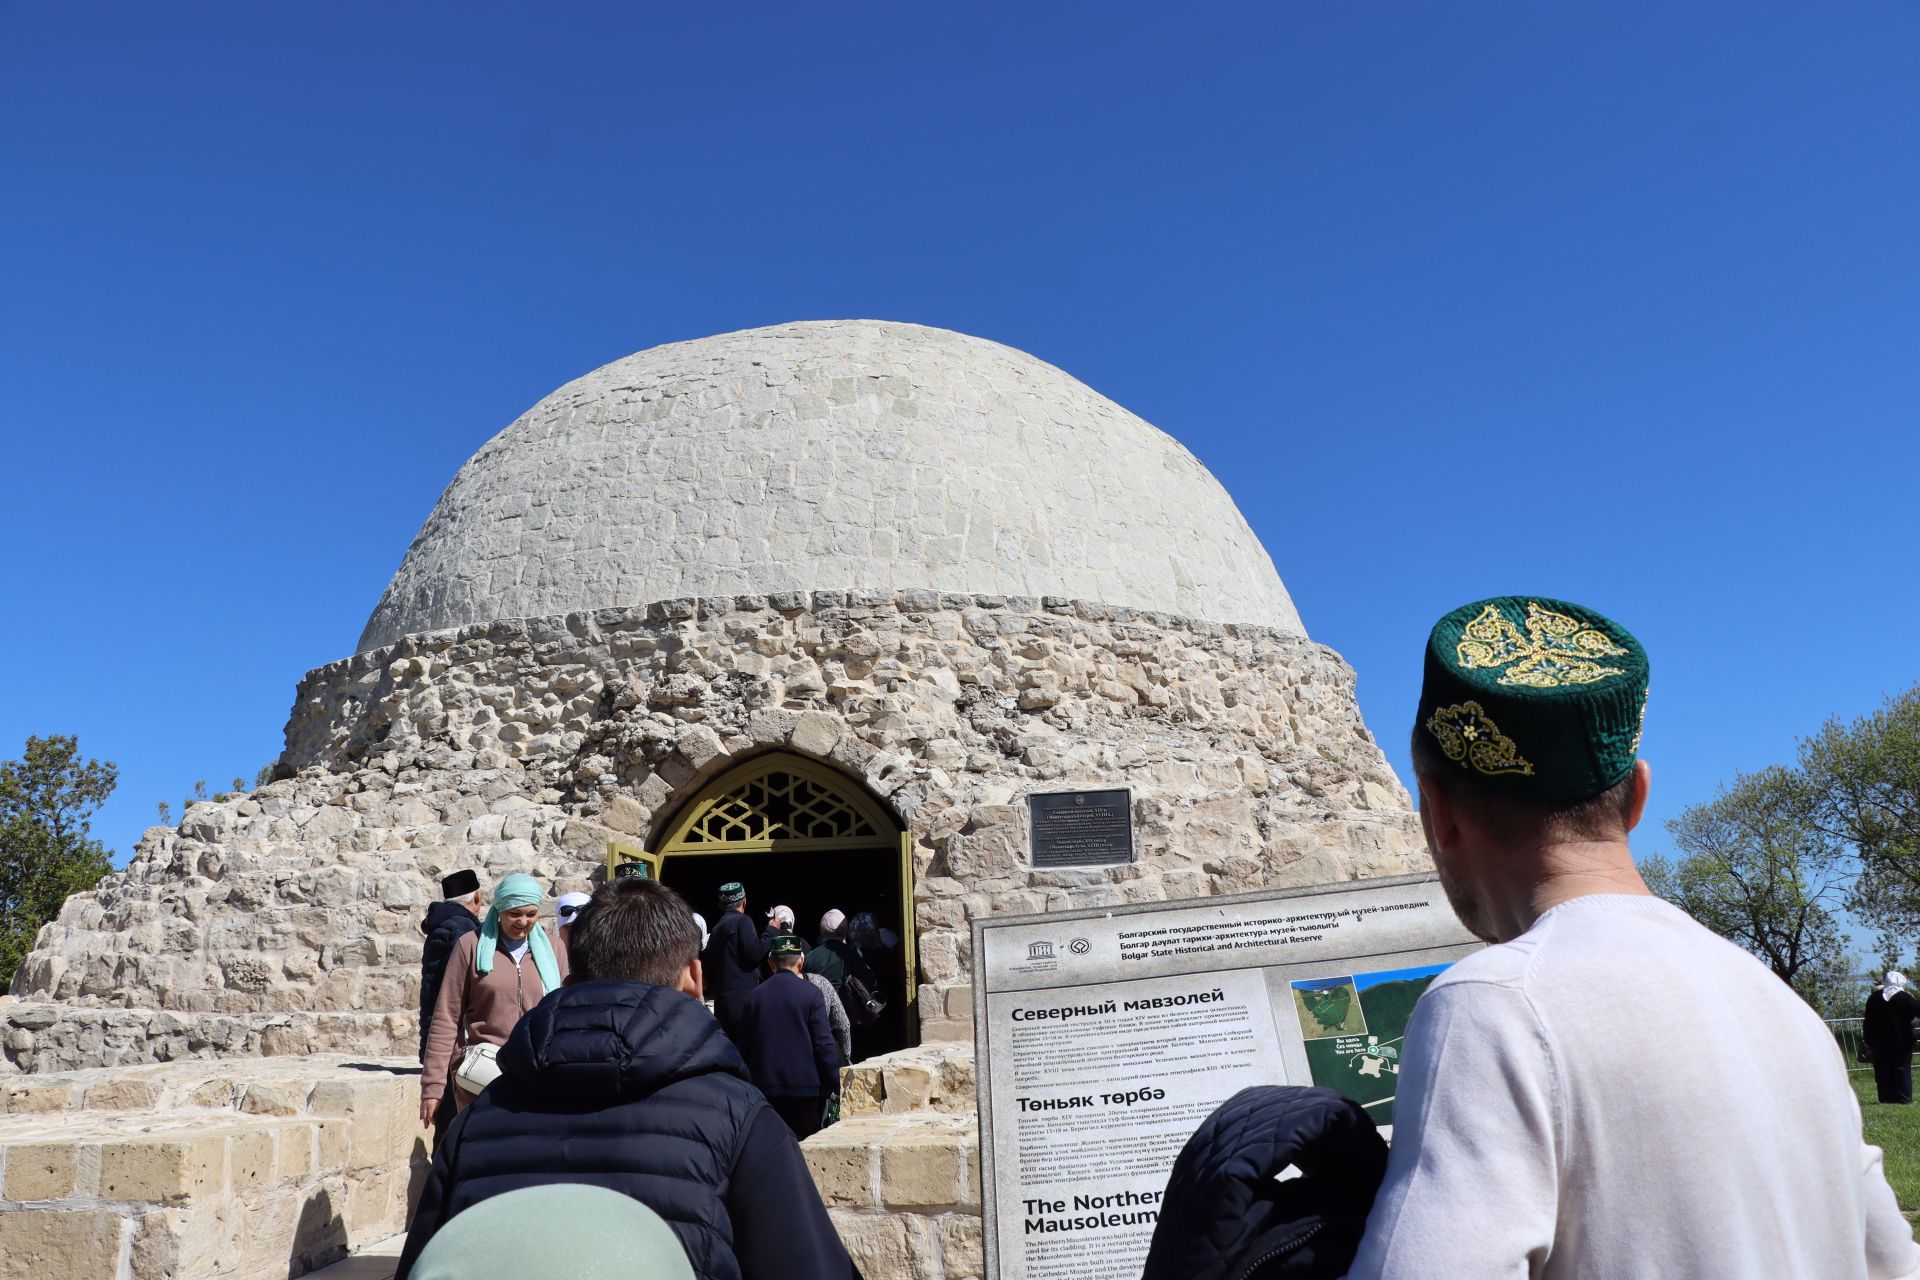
[397,878,860,1280]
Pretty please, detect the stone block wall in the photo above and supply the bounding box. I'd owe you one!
[0,1056,426,1279]
[8,591,1423,1072]
[806,1043,983,1280]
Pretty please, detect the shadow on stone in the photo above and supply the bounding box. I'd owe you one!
[290,1187,348,1278]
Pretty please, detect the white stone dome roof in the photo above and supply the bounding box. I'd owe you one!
[358,321,1304,651]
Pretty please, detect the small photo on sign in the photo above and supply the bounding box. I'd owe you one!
[1291,976,1368,1039]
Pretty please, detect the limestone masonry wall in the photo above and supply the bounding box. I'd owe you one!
[0,1056,425,1280]
[5,591,1423,1073]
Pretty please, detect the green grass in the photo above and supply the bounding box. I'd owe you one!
[1853,1072,1920,1214]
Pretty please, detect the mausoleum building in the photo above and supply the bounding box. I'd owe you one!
[0,321,1426,1278]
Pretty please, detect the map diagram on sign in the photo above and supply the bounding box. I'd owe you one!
[1292,963,1451,1127]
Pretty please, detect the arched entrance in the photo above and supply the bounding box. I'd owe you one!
[612,751,916,1052]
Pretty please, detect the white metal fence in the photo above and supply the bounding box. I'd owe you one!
[1828,1017,1868,1071]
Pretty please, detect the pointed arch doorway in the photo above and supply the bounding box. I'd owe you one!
[617,751,916,1055]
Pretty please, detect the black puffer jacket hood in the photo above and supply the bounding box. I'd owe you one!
[498,979,750,1104]
[419,899,477,937]
[400,980,771,1280]
[1141,1086,1388,1280]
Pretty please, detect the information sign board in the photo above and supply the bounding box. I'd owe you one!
[972,873,1479,1280]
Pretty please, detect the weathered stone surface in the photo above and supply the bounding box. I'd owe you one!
[97,1133,227,1202]
[2,1142,76,1201]
[359,322,1304,652]
[6,587,1422,1072]
[0,1208,122,1279]
[878,1122,978,1210]
[0,1057,424,1279]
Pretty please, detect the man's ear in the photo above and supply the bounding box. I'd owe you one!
[1416,773,1462,859]
[1623,759,1652,834]
[678,957,704,1000]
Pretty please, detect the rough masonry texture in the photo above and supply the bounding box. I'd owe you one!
[1,321,1426,1278]
[358,321,1304,651]
[7,590,1419,1072]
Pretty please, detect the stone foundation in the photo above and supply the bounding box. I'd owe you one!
[0,1056,425,1280]
[0,1044,973,1280]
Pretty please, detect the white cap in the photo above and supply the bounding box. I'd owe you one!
[1888,971,1909,990]
[819,908,846,937]
[555,892,592,925]
[690,911,709,951]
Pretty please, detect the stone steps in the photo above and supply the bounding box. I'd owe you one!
[0,1056,426,1280]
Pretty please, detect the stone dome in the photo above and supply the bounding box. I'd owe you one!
[359,320,1303,651]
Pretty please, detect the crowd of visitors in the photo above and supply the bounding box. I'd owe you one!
[406,861,902,1275]
[402,875,857,1279]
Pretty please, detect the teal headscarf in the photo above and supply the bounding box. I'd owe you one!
[474,872,562,993]
[410,1184,695,1280]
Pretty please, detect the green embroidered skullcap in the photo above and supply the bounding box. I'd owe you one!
[717,881,746,905]
[1417,596,1649,803]
[769,933,807,957]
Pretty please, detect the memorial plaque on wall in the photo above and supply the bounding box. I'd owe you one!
[972,874,1482,1280]
[1028,789,1134,868]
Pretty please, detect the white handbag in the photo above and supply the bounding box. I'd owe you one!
[454,1042,502,1096]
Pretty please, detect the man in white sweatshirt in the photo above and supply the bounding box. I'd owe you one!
[1345,596,1917,1280]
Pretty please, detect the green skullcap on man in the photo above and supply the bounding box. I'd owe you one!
[769,934,807,958]
[718,881,746,905]
[1417,596,1649,803]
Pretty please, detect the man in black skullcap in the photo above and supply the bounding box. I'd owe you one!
[1346,598,1918,1279]
[700,881,778,1043]
[418,869,484,1143]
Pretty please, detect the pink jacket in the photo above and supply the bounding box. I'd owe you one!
[421,926,568,1098]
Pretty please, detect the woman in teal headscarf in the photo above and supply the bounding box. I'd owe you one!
[419,872,568,1129]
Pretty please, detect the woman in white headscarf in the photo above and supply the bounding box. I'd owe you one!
[1863,970,1920,1104]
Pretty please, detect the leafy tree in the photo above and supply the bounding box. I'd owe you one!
[1800,686,1920,960]
[0,736,116,990]
[1641,765,1853,1014]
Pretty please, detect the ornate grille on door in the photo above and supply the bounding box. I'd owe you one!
[648,751,914,1006]
[676,767,881,845]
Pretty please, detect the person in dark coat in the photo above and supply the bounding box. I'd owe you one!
[804,909,848,993]
[397,877,860,1280]
[701,881,777,1041]
[735,935,841,1140]
[417,869,484,1142]
[1865,970,1920,1104]
[834,912,897,1062]
[1142,1086,1388,1280]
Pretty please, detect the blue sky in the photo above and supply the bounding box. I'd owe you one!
[3,4,1916,953]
